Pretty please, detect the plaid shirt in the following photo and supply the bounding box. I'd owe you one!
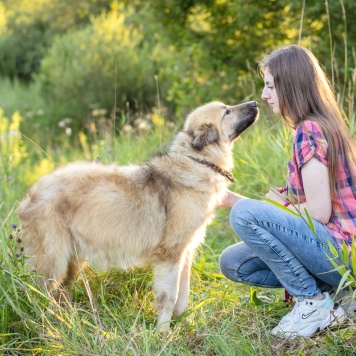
[286,120,356,251]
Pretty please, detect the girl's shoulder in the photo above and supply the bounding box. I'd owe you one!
[294,120,325,143]
[295,120,323,134]
[292,120,328,166]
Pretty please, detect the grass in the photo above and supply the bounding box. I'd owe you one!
[1,82,356,355]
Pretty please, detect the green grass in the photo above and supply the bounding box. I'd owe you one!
[0,77,44,118]
[1,84,355,355]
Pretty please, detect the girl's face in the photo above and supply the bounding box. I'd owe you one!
[261,68,281,115]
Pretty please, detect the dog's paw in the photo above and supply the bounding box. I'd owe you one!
[156,322,171,333]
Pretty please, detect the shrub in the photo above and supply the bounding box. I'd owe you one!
[0,0,112,81]
[36,6,181,134]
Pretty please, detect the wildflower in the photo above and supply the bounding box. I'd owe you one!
[137,121,151,131]
[58,118,72,128]
[16,253,22,259]
[11,223,17,229]
[9,234,13,239]
[92,108,107,117]
[7,175,13,181]
[17,238,22,243]
[122,124,133,133]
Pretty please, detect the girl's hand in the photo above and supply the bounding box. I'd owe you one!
[219,189,247,208]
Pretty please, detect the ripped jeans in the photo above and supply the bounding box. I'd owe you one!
[219,199,345,300]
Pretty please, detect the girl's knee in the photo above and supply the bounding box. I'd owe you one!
[219,244,236,278]
[219,242,254,280]
[229,199,260,233]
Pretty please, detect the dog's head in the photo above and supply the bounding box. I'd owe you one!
[184,101,259,151]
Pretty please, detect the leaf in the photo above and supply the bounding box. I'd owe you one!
[190,298,216,312]
[264,198,300,216]
[303,207,315,232]
[321,261,346,273]
[23,281,48,298]
[327,240,339,257]
[352,234,356,275]
[249,287,263,306]
[341,240,350,267]
[325,334,335,345]
[334,270,351,296]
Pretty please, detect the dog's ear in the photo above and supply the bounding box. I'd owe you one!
[191,124,219,151]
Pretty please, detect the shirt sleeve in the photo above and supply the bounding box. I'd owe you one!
[293,121,328,170]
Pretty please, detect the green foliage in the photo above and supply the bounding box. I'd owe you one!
[0,0,355,133]
[144,0,356,117]
[147,0,301,65]
[0,110,30,215]
[327,236,356,296]
[0,0,112,81]
[0,0,354,135]
[0,0,355,353]
[0,76,43,117]
[37,5,182,133]
[0,105,355,354]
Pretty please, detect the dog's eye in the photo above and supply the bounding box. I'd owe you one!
[225,109,231,115]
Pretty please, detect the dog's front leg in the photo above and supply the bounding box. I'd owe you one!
[153,261,183,332]
[173,247,193,318]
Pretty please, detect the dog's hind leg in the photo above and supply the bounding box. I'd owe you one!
[153,260,184,332]
[62,255,85,288]
[27,231,74,291]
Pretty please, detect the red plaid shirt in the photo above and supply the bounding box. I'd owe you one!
[286,120,356,251]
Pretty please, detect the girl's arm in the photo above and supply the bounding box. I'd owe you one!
[220,158,332,224]
[297,157,332,223]
[266,158,331,224]
[219,189,248,208]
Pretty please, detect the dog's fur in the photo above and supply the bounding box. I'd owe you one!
[18,101,258,331]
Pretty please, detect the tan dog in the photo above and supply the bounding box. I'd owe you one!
[19,101,258,332]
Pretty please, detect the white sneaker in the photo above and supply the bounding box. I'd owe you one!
[330,289,356,317]
[270,292,346,339]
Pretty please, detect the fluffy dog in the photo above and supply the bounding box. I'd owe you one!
[18,101,258,332]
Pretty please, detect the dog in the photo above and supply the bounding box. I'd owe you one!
[18,101,258,332]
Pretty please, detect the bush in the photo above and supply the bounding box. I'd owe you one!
[36,6,182,133]
[0,0,112,81]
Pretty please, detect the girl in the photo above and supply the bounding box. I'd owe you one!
[219,45,356,338]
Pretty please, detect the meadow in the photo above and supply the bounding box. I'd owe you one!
[1,79,355,356]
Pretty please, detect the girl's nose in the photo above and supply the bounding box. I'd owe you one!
[261,87,269,100]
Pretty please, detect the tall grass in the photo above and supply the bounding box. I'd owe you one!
[1,5,356,347]
[1,87,355,355]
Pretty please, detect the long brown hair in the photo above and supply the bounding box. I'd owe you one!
[259,44,356,197]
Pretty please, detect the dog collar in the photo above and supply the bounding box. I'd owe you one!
[186,155,235,183]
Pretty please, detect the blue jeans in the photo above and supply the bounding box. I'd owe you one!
[219,199,345,300]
